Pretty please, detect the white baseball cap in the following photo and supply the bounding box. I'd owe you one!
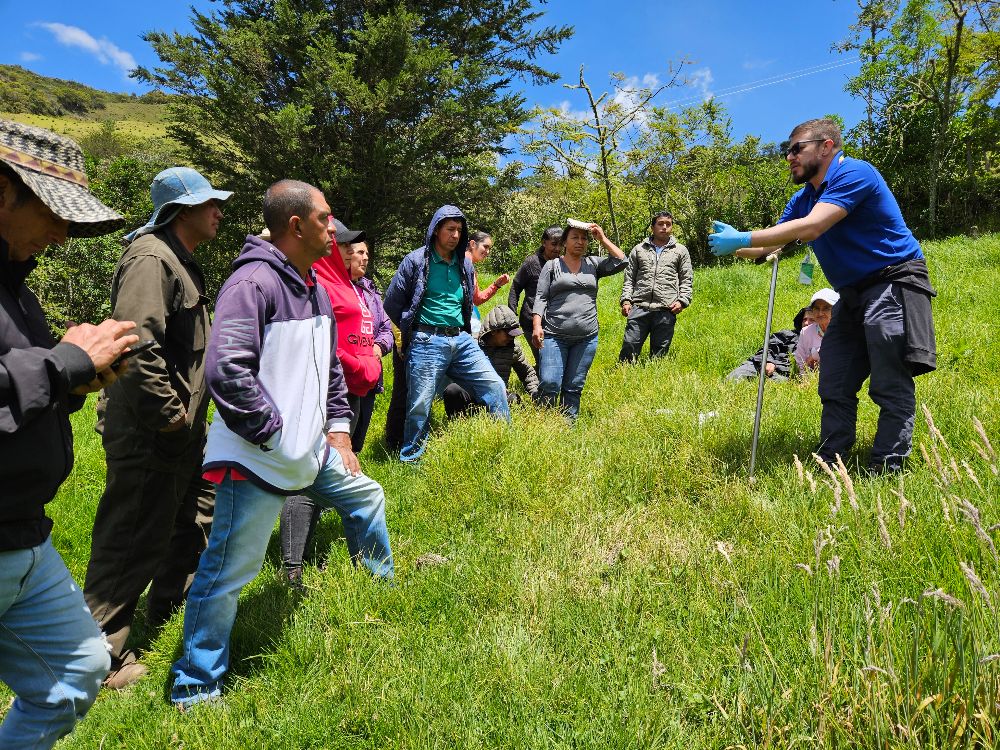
[810,288,840,306]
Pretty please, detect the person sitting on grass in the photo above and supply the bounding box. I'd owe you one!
[795,288,839,374]
[531,221,626,421]
[443,304,539,418]
[726,306,810,382]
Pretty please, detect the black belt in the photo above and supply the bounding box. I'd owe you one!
[414,324,462,337]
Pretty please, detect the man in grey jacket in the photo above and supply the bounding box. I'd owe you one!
[618,211,693,363]
[83,167,231,689]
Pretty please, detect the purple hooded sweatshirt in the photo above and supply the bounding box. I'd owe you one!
[203,235,353,493]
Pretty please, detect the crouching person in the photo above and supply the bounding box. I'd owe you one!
[170,180,393,710]
[0,119,138,748]
[726,307,809,382]
[443,304,539,417]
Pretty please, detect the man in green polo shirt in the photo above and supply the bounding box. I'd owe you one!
[384,205,509,462]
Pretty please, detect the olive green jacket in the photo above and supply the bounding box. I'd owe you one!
[620,236,693,310]
[97,228,211,451]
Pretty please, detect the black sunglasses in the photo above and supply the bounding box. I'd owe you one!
[781,138,826,157]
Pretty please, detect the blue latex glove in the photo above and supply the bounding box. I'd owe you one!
[708,220,752,256]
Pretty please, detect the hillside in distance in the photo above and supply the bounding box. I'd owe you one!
[0,64,169,141]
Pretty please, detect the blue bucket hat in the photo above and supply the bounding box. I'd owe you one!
[124,167,232,243]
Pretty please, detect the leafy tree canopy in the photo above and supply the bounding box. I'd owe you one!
[135,0,572,278]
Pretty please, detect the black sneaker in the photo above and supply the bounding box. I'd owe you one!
[813,454,838,474]
[285,568,306,593]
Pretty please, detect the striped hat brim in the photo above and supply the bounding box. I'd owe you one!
[6,162,124,238]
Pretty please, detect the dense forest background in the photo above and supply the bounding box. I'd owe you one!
[2,0,998,328]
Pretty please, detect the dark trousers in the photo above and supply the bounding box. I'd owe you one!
[442,383,477,418]
[445,383,520,418]
[352,390,377,454]
[384,345,407,452]
[84,428,214,665]
[279,393,363,574]
[618,307,677,363]
[817,281,915,466]
[726,361,788,382]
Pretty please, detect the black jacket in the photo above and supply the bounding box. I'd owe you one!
[839,258,937,376]
[508,249,547,337]
[0,239,95,550]
[747,329,799,378]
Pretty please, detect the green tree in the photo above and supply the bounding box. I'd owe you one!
[637,101,791,265]
[520,65,686,244]
[832,0,899,159]
[31,151,170,328]
[134,0,571,276]
[840,0,1000,235]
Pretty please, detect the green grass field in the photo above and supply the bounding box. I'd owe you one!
[1,104,168,142]
[8,235,1000,748]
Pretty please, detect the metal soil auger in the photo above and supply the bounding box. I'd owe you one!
[748,240,802,481]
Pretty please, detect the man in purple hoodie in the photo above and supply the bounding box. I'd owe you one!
[170,180,393,709]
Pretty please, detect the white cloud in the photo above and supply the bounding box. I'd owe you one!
[556,100,591,122]
[613,73,660,109]
[36,22,136,75]
[609,72,665,130]
[690,67,714,101]
[20,51,42,62]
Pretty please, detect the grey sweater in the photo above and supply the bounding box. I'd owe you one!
[535,255,626,341]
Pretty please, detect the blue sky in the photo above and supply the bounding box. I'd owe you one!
[1,0,867,145]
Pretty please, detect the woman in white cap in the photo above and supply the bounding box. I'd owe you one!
[796,287,840,372]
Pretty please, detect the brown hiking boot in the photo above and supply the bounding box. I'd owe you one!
[103,661,148,690]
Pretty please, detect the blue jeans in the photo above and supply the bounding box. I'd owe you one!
[818,281,915,466]
[0,539,111,749]
[401,331,509,462]
[536,334,599,420]
[170,448,393,707]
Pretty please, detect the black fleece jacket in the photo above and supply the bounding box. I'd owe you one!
[0,239,95,550]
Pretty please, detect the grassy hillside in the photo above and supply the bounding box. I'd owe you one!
[8,235,1000,748]
[0,64,169,141]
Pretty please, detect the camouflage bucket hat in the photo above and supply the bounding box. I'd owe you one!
[0,118,124,238]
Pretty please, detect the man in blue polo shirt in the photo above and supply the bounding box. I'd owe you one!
[384,205,509,462]
[708,118,936,475]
